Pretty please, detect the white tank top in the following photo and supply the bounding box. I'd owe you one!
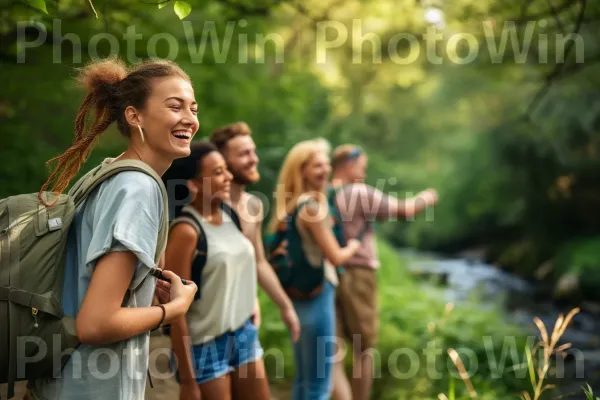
[174,205,257,345]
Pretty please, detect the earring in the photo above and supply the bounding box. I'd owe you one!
[137,125,145,143]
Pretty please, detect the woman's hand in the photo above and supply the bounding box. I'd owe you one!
[160,270,197,323]
[347,238,362,255]
[280,305,301,343]
[154,278,171,304]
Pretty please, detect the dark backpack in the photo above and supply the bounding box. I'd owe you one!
[265,188,372,299]
[265,200,326,299]
[0,159,169,399]
[162,202,242,335]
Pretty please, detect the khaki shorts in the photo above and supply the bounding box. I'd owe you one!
[335,266,378,352]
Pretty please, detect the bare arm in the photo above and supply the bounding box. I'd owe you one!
[300,202,360,266]
[76,251,191,345]
[76,173,196,345]
[387,189,438,219]
[345,184,438,221]
[164,224,198,385]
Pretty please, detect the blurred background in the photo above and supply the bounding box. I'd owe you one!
[1,0,599,399]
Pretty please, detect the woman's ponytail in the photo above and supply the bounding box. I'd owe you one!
[38,58,127,206]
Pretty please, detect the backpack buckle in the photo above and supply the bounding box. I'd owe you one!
[48,218,62,232]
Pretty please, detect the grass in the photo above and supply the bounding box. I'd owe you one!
[583,384,600,400]
[439,305,599,400]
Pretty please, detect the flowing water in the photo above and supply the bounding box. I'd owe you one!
[400,248,600,398]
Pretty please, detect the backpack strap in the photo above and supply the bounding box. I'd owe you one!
[69,159,169,267]
[175,210,207,301]
[221,202,242,232]
[68,159,170,297]
[165,203,242,304]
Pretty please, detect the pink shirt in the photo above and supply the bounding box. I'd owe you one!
[334,184,395,269]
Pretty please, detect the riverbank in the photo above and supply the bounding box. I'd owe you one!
[483,234,600,302]
[401,246,600,399]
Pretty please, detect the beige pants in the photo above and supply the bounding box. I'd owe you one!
[335,266,378,352]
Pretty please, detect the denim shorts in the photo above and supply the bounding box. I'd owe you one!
[172,318,264,385]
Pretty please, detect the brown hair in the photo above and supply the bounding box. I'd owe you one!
[209,121,252,152]
[332,144,364,171]
[38,57,191,205]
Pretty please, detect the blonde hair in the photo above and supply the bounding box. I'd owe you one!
[268,138,331,233]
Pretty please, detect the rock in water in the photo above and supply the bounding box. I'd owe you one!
[554,272,580,299]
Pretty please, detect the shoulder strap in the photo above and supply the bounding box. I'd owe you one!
[170,214,202,235]
[68,159,170,297]
[295,199,312,215]
[289,199,313,236]
[69,159,169,267]
[178,210,207,300]
[221,202,242,232]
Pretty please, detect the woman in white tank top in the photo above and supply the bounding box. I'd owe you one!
[162,141,269,400]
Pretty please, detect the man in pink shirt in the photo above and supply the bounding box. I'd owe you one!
[330,144,438,400]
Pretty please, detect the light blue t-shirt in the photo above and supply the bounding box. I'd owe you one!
[28,170,163,400]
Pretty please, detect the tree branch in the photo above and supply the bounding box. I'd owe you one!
[546,0,566,34]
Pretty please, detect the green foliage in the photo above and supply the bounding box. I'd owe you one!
[554,236,600,298]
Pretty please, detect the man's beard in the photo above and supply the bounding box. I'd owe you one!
[229,164,259,185]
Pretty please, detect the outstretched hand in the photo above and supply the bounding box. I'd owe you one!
[418,188,438,207]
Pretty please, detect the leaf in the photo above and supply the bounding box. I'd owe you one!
[525,345,537,391]
[158,0,171,9]
[533,317,549,346]
[555,343,572,353]
[448,376,455,400]
[26,0,47,14]
[582,384,596,400]
[520,391,532,400]
[173,1,191,19]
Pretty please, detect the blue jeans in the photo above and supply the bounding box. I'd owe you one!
[291,281,336,400]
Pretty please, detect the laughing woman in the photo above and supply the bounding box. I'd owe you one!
[26,57,198,400]
[163,141,270,400]
[268,138,361,400]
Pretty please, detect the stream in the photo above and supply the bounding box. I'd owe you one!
[399,248,600,398]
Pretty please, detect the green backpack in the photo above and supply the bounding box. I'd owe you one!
[265,200,326,299]
[264,187,373,298]
[0,158,169,399]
